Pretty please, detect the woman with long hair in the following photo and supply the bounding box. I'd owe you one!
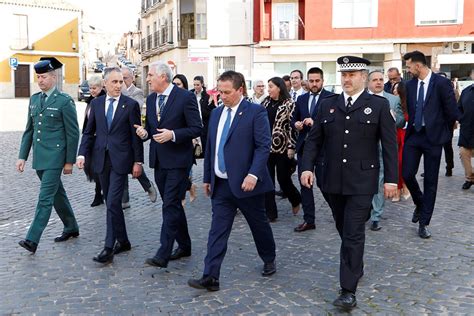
[261,77,301,221]
[392,81,411,201]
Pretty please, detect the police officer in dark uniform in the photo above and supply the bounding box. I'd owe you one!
[301,56,398,309]
[16,57,80,254]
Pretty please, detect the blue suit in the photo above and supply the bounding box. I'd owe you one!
[291,89,334,224]
[79,94,143,248]
[144,85,202,262]
[202,99,275,279]
[402,73,460,225]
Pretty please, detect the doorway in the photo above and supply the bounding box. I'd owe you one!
[14,65,30,97]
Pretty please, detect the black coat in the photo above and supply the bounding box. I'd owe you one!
[458,84,474,148]
[302,91,398,195]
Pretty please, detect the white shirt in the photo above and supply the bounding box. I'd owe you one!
[343,89,364,106]
[194,90,203,119]
[417,70,431,102]
[105,94,120,118]
[214,99,241,179]
[156,83,174,115]
[290,87,306,101]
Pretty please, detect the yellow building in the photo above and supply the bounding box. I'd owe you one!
[0,0,82,98]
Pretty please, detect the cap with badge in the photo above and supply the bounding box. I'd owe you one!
[337,56,371,72]
[34,57,63,74]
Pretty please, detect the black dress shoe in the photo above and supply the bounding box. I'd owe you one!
[294,222,316,232]
[145,257,168,268]
[188,276,220,291]
[333,290,357,309]
[90,195,103,207]
[262,261,276,276]
[418,224,431,239]
[54,231,79,242]
[445,169,453,177]
[462,181,473,190]
[412,206,421,223]
[93,248,114,264]
[169,248,191,260]
[370,221,382,231]
[113,241,131,255]
[275,190,287,199]
[19,239,37,253]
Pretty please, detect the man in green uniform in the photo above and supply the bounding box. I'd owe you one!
[16,57,80,254]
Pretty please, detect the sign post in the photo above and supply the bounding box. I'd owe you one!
[9,57,18,70]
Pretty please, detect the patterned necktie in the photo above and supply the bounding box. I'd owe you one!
[158,94,166,113]
[106,98,115,130]
[347,96,352,108]
[40,93,47,108]
[310,93,318,115]
[415,81,425,132]
[217,108,232,173]
[292,91,297,101]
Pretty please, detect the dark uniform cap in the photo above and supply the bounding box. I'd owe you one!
[34,57,63,74]
[337,56,371,72]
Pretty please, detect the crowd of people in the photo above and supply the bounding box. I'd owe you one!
[15,50,473,310]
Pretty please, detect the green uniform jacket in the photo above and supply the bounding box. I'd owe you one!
[19,88,80,170]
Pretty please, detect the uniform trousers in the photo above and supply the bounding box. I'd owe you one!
[370,145,385,222]
[26,169,79,243]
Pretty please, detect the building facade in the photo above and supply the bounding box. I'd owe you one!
[253,0,474,88]
[139,0,253,94]
[0,0,82,98]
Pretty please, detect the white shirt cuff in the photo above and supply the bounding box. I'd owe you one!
[172,131,176,142]
[77,155,85,160]
[248,174,258,181]
[386,183,398,187]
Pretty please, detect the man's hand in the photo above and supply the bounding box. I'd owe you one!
[63,163,73,175]
[16,159,25,173]
[294,121,304,131]
[300,171,314,188]
[76,157,85,169]
[288,149,295,160]
[241,175,257,192]
[132,163,142,178]
[153,128,173,143]
[303,118,314,127]
[203,183,211,197]
[384,184,398,199]
[133,124,148,139]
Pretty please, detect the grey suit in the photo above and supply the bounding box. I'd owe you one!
[371,91,405,222]
[123,84,145,111]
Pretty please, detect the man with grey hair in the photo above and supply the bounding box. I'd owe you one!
[251,79,267,104]
[121,67,157,208]
[135,61,202,268]
[77,66,144,264]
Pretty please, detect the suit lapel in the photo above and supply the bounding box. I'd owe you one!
[159,85,177,124]
[336,93,347,113]
[210,105,224,155]
[148,93,158,125]
[110,95,127,132]
[423,74,436,107]
[347,91,370,114]
[226,101,246,143]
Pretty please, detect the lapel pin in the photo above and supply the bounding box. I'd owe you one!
[122,105,125,108]
[364,107,372,115]
[239,112,243,116]
[329,108,335,113]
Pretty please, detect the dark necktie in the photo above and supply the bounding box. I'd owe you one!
[292,91,297,101]
[415,81,425,132]
[217,108,232,173]
[158,94,166,113]
[310,93,318,115]
[40,93,47,108]
[106,98,115,130]
[347,96,352,108]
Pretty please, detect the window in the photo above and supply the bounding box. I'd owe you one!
[272,2,298,40]
[196,13,207,39]
[415,0,463,25]
[332,0,378,28]
[12,14,28,49]
[274,62,306,77]
[214,56,235,80]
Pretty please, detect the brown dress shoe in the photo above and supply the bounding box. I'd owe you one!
[294,222,316,232]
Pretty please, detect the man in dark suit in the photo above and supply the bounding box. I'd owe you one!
[401,51,460,239]
[187,71,276,291]
[384,67,403,93]
[301,56,398,309]
[292,67,334,232]
[135,61,202,268]
[77,67,143,264]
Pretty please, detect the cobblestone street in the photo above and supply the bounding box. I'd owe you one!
[0,101,473,314]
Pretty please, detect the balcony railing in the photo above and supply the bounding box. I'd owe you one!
[147,35,152,51]
[153,31,159,48]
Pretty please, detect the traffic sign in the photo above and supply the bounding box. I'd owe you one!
[9,57,18,69]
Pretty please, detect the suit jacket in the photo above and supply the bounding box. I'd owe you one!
[204,99,274,198]
[301,91,398,195]
[145,85,202,169]
[405,73,460,145]
[382,91,405,129]
[291,88,335,153]
[458,84,474,148]
[122,84,144,110]
[191,89,215,142]
[78,94,143,175]
[261,97,297,154]
[83,89,106,131]
[19,88,79,170]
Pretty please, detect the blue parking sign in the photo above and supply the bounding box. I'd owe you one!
[9,58,18,68]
